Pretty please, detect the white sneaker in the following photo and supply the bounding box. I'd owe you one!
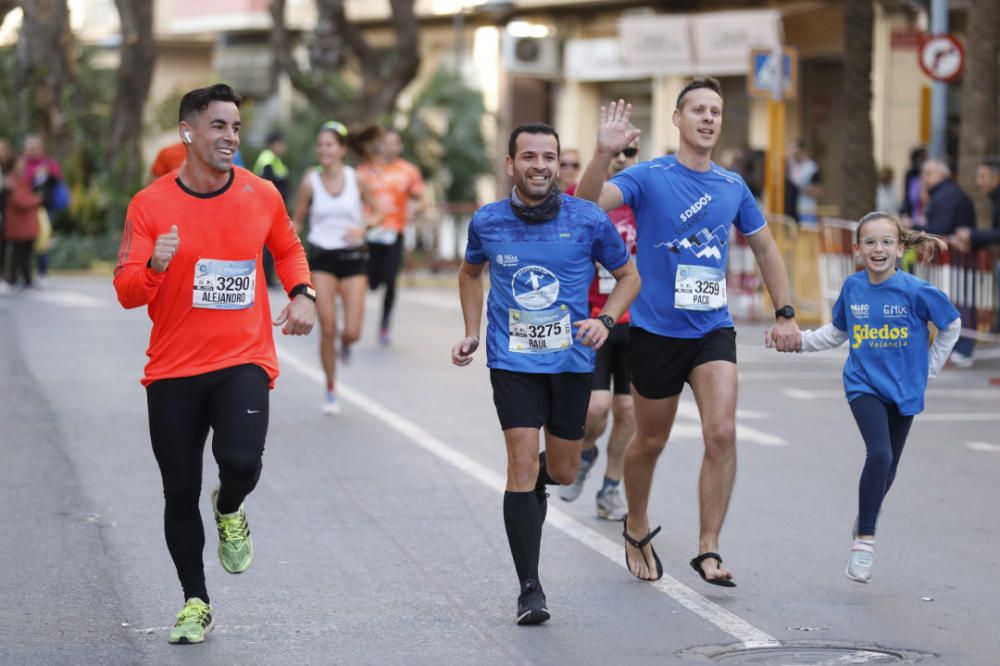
[596,485,627,521]
[846,540,875,583]
[949,351,973,369]
[322,392,341,415]
[559,450,598,502]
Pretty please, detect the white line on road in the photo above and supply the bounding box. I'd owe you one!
[965,442,1000,453]
[918,413,1000,422]
[278,346,780,649]
[784,387,1000,400]
[23,289,108,308]
[674,403,786,446]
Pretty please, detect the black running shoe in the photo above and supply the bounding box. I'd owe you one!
[516,579,550,625]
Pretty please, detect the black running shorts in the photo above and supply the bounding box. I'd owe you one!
[309,246,368,279]
[592,323,630,394]
[489,369,592,440]
[627,326,737,399]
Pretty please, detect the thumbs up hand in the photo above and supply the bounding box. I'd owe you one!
[151,224,180,274]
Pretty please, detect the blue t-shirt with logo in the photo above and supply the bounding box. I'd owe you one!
[465,194,629,374]
[611,155,766,338]
[831,270,959,415]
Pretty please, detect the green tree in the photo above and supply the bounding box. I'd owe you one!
[269,0,420,123]
[399,68,492,205]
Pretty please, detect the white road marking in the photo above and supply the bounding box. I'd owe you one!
[278,346,780,649]
[965,442,1000,453]
[784,387,1000,400]
[23,289,107,308]
[919,413,1000,422]
[739,371,840,381]
[675,403,786,446]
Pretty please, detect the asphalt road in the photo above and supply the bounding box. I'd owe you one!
[1,275,998,665]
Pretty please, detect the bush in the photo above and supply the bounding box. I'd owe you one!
[47,233,121,271]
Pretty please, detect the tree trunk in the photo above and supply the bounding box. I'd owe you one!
[839,0,876,220]
[16,0,76,159]
[107,0,156,190]
[957,0,999,229]
[270,0,420,123]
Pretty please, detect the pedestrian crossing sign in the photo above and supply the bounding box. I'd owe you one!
[748,47,798,100]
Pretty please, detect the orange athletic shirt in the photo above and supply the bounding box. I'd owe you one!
[114,167,313,387]
[150,142,187,178]
[356,159,424,233]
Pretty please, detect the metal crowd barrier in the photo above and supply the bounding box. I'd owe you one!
[911,244,999,342]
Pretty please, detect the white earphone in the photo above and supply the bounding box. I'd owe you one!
[183,130,192,143]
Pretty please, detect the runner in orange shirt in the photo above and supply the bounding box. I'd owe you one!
[114,84,315,645]
[149,141,187,181]
[356,129,425,345]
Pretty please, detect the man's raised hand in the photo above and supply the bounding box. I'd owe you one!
[597,99,642,156]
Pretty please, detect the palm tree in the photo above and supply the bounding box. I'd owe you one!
[839,0,876,220]
[957,0,999,228]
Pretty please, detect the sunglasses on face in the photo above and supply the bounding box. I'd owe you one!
[617,147,639,158]
[560,161,580,168]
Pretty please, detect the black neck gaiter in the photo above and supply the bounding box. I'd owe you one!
[510,185,562,224]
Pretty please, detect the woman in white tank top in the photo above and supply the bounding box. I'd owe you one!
[292,121,382,414]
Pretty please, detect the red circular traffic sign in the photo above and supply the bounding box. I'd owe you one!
[918,34,964,82]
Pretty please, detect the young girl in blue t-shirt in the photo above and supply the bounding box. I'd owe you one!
[768,212,960,583]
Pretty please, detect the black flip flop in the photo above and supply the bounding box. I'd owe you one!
[690,552,737,587]
[622,517,663,582]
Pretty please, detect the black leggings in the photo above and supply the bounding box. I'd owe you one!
[9,240,33,286]
[146,364,270,602]
[848,394,914,537]
[367,236,403,330]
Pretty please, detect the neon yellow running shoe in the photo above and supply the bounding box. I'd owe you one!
[168,597,214,644]
[211,486,253,574]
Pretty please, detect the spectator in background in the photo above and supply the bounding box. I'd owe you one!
[917,159,975,236]
[951,156,1000,333]
[253,131,291,203]
[23,134,63,286]
[876,166,897,214]
[0,139,12,291]
[558,148,581,192]
[899,146,927,227]
[788,140,821,223]
[253,131,291,287]
[917,158,975,367]
[149,141,187,181]
[3,154,42,289]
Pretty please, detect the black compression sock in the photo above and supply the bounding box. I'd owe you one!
[503,491,542,583]
[535,486,548,526]
[535,451,558,492]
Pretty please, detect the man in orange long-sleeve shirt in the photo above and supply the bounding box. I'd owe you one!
[114,84,315,645]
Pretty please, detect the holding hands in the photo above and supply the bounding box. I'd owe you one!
[765,319,802,352]
[597,100,642,157]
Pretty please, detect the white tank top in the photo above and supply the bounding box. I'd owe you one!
[307,166,364,250]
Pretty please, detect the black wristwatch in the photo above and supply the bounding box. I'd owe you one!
[289,284,317,302]
[597,313,616,330]
[775,305,795,320]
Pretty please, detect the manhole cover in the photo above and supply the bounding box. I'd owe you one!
[677,641,933,665]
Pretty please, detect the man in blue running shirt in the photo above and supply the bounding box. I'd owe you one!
[576,77,800,587]
[452,123,639,625]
